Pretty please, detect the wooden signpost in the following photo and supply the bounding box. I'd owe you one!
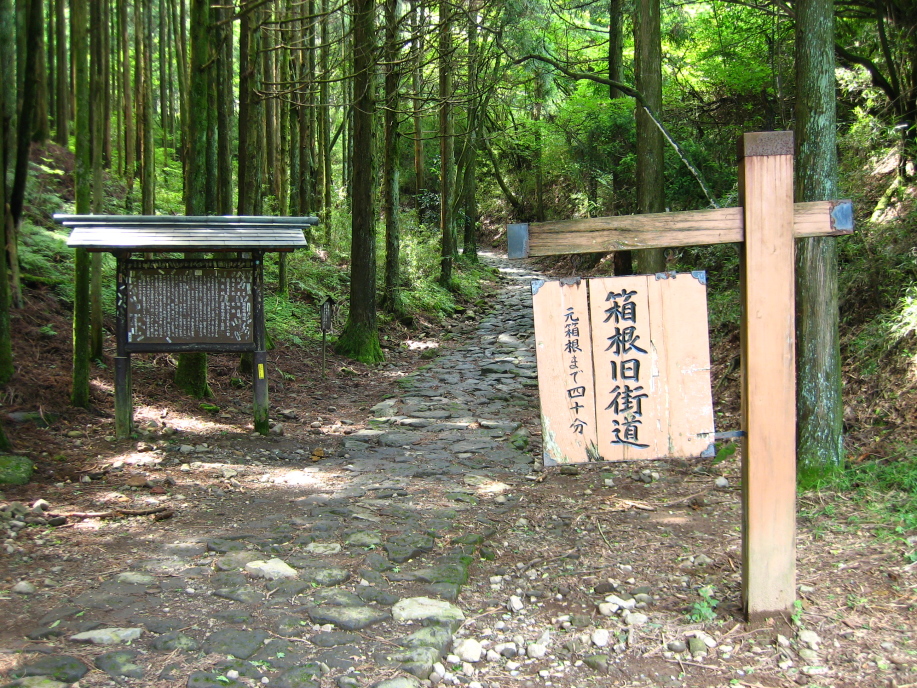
[57,215,315,439]
[509,132,854,620]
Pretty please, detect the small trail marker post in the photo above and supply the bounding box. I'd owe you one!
[57,214,316,438]
[320,296,335,378]
[508,131,854,620]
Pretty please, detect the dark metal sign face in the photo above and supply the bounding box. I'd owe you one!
[127,268,253,344]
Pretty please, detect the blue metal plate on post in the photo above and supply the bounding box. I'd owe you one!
[507,223,530,259]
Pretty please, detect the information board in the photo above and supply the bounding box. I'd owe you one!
[532,272,715,464]
[127,267,253,344]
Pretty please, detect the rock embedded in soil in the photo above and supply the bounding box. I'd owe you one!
[13,655,89,683]
[94,650,144,679]
[307,605,390,631]
[0,455,34,485]
[392,597,465,629]
[151,631,200,652]
[245,557,299,579]
[201,629,269,659]
[12,580,37,594]
[69,627,143,645]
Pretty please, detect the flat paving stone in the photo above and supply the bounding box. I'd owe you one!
[307,605,390,630]
[13,655,89,683]
[201,629,269,659]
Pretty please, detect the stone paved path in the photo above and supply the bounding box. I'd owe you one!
[3,254,565,688]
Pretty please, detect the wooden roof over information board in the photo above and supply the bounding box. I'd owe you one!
[56,215,316,252]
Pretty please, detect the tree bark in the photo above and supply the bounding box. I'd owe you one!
[382,0,403,314]
[90,0,104,360]
[139,0,155,214]
[237,1,263,216]
[335,0,383,363]
[795,0,843,482]
[120,0,134,191]
[320,0,332,219]
[412,0,425,198]
[71,0,91,407]
[461,4,478,261]
[633,0,665,274]
[53,0,67,145]
[31,0,48,143]
[0,0,14,383]
[438,0,455,289]
[9,0,45,308]
[175,0,216,399]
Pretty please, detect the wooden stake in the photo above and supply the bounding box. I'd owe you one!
[252,252,270,435]
[739,131,797,619]
[114,253,133,438]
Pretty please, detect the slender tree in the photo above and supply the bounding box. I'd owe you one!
[174,0,214,399]
[320,0,332,218]
[71,0,91,407]
[90,0,104,360]
[238,1,263,216]
[120,0,134,191]
[382,0,403,314]
[0,0,14,384]
[9,0,46,308]
[795,0,843,481]
[411,0,425,198]
[335,0,383,363]
[609,0,632,275]
[632,0,665,274]
[53,0,67,145]
[460,3,478,261]
[139,0,155,213]
[438,0,455,289]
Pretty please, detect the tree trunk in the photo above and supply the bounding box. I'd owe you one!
[139,0,155,214]
[0,0,14,383]
[382,0,403,314]
[90,0,104,360]
[632,0,665,274]
[237,2,263,215]
[461,4,478,261]
[533,77,545,222]
[53,0,67,145]
[71,0,91,407]
[795,0,843,482]
[216,1,233,214]
[438,0,455,289]
[9,0,45,308]
[175,0,215,399]
[335,0,383,363]
[31,0,48,143]
[609,0,631,274]
[320,0,332,219]
[412,0,424,199]
[120,0,134,191]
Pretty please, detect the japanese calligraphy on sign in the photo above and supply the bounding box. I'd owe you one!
[532,273,715,464]
[128,268,253,344]
[531,279,600,464]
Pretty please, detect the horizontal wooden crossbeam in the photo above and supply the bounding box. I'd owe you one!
[508,199,853,258]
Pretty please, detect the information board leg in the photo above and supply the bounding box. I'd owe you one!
[253,351,269,435]
[739,131,797,620]
[115,355,133,438]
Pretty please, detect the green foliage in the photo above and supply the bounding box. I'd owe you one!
[687,585,719,623]
[802,447,917,560]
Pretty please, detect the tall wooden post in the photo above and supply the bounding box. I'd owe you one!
[114,253,133,438]
[252,252,270,435]
[739,131,797,619]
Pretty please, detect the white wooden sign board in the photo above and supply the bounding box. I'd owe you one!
[532,272,715,465]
